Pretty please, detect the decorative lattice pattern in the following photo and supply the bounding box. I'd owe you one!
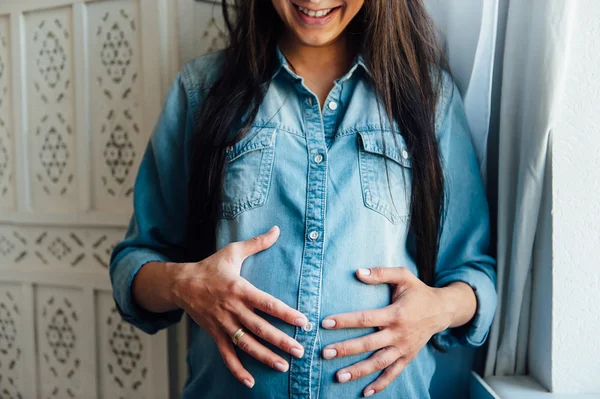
[99,10,134,84]
[0,226,125,269]
[38,124,70,185]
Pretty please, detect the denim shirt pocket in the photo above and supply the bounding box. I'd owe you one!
[357,130,413,224]
[220,127,277,219]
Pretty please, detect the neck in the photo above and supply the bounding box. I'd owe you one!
[278,33,356,107]
[279,34,355,80]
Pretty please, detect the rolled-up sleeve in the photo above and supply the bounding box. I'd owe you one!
[109,73,192,335]
[432,78,498,349]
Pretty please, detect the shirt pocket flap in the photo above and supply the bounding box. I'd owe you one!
[226,127,277,162]
[358,130,413,168]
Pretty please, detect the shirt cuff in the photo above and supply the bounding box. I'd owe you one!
[433,266,497,350]
[111,248,184,335]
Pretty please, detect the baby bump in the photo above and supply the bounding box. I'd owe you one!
[318,279,435,399]
[319,268,393,372]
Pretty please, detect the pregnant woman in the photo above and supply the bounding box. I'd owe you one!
[110,0,498,397]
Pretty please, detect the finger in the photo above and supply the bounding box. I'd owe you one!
[244,284,308,327]
[229,326,290,373]
[322,330,392,359]
[215,335,255,389]
[322,308,393,329]
[356,267,411,285]
[362,357,408,397]
[238,310,305,358]
[233,226,281,259]
[335,347,402,384]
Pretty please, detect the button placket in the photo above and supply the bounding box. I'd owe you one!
[290,87,327,399]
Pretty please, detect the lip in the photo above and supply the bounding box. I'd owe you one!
[291,2,342,26]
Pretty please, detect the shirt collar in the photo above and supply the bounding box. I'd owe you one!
[272,45,369,83]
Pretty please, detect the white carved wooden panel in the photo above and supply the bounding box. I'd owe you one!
[0,284,24,399]
[25,8,78,212]
[0,17,15,212]
[97,292,150,399]
[0,0,176,397]
[88,1,145,212]
[36,287,83,399]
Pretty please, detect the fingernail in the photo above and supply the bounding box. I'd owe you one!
[357,268,371,276]
[322,319,336,328]
[290,347,304,358]
[364,389,376,397]
[294,317,308,327]
[322,348,337,359]
[338,371,351,383]
[274,362,289,372]
[269,225,279,233]
[243,379,254,388]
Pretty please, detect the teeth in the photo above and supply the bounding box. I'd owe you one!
[298,5,333,18]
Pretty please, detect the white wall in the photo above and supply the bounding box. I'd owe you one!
[552,0,600,393]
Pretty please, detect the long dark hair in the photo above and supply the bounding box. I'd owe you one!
[188,1,446,293]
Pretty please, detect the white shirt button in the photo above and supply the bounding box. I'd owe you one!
[309,231,319,241]
[303,322,313,332]
[314,154,323,164]
[328,101,338,111]
[401,149,409,159]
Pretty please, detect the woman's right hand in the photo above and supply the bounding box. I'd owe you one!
[170,226,307,388]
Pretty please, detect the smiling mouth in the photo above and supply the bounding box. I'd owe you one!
[293,3,341,18]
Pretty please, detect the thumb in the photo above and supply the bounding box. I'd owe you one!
[239,225,280,259]
[355,267,410,285]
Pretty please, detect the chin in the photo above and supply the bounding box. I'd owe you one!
[298,36,337,47]
[288,28,340,48]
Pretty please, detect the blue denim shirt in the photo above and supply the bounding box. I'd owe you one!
[110,49,497,399]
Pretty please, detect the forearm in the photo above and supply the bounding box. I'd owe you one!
[132,261,182,313]
[436,281,478,329]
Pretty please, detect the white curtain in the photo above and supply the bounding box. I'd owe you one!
[483,0,573,380]
[425,0,499,180]
[426,0,573,390]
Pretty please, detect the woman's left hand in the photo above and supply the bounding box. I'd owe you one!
[320,267,456,397]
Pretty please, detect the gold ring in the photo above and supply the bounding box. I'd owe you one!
[232,328,245,346]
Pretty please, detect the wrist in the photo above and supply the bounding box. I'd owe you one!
[433,286,458,332]
[132,260,187,313]
[435,282,477,330]
[166,261,191,309]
